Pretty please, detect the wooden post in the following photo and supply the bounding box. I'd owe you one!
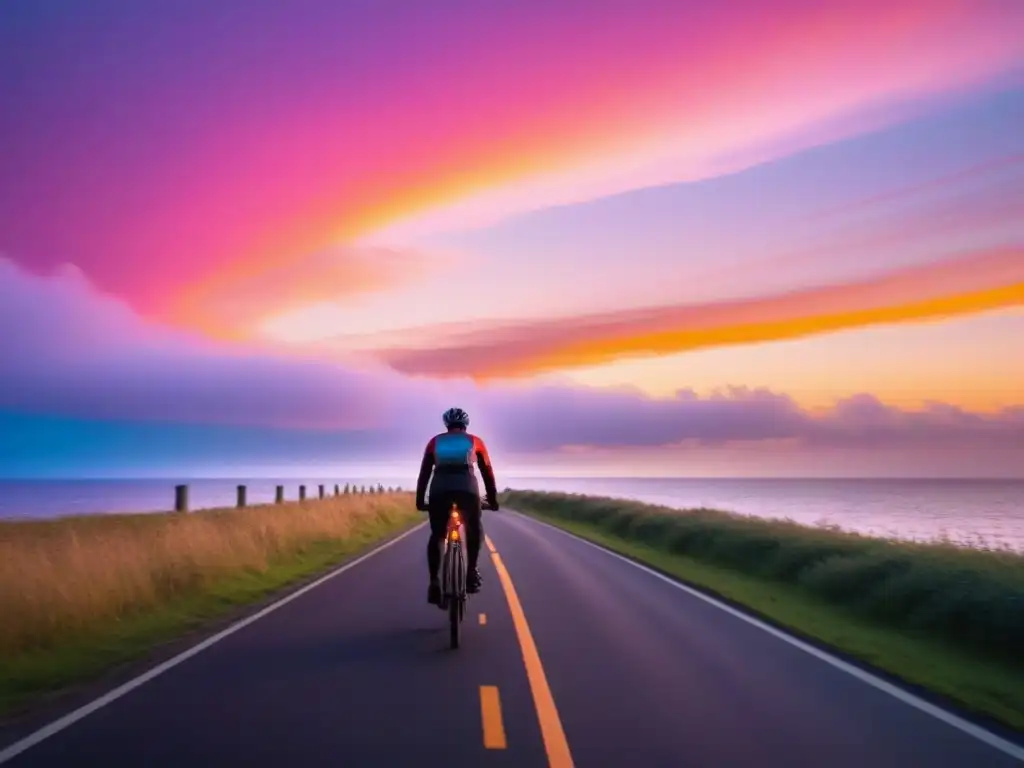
[344,483,350,494]
[334,484,339,496]
[318,484,325,499]
[236,484,247,508]
[174,484,188,513]
[299,485,306,501]
[275,485,284,504]
[360,485,366,494]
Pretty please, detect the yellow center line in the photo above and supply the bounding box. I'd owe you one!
[491,551,575,767]
[479,613,487,625]
[479,686,508,749]
[485,535,498,553]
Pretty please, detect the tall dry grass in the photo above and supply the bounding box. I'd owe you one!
[0,493,418,657]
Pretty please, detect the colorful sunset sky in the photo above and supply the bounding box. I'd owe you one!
[1,0,1022,478]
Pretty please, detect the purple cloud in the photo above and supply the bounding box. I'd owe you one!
[0,257,1021,462]
[474,385,1024,453]
[0,257,432,430]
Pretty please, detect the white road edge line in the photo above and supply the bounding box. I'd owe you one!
[510,510,1024,763]
[0,522,427,766]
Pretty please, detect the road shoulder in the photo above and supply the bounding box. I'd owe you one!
[509,507,1024,743]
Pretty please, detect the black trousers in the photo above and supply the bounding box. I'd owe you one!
[427,490,483,581]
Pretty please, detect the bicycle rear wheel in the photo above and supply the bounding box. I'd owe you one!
[439,542,450,611]
[448,542,465,649]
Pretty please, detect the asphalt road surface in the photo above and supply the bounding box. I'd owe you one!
[1,509,1022,767]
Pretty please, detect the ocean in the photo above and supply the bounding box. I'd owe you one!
[0,477,1021,552]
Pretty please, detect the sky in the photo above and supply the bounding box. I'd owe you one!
[1,0,1023,478]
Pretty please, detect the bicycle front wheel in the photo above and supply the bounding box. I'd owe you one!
[439,543,450,611]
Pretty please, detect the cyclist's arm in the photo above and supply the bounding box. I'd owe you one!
[473,436,499,509]
[415,438,435,509]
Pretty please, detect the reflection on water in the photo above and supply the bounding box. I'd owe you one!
[509,477,1024,552]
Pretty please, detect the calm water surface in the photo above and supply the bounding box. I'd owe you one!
[513,477,1024,551]
[1,477,1021,552]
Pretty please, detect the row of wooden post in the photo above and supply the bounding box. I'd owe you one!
[173,482,401,513]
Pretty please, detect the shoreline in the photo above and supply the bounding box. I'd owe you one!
[4,476,1020,553]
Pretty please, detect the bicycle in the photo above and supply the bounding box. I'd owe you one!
[438,501,468,649]
[438,498,495,649]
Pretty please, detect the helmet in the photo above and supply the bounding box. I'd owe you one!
[442,407,470,429]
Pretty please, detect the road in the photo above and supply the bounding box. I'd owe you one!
[1,509,1021,767]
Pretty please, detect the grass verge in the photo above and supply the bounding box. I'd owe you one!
[0,493,420,717]
[503,490,1024,733]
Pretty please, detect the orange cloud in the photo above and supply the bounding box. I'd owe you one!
[371,248,1024,378]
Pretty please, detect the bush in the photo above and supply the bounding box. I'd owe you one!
[503,490,1024,665]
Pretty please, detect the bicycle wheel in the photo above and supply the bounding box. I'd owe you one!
[456,541,467,623]
[439,541,451,611]
[448,542,463,648]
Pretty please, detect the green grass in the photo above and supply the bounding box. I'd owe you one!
[503,491,1024,732]
[0,497,421,717]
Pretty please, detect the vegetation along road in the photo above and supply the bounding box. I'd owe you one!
[0,495,1022,766]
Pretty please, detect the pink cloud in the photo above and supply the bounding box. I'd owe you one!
[2,0,1021,338]
[186,245,446,338]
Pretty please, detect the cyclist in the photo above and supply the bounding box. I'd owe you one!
[416,407,499,605]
